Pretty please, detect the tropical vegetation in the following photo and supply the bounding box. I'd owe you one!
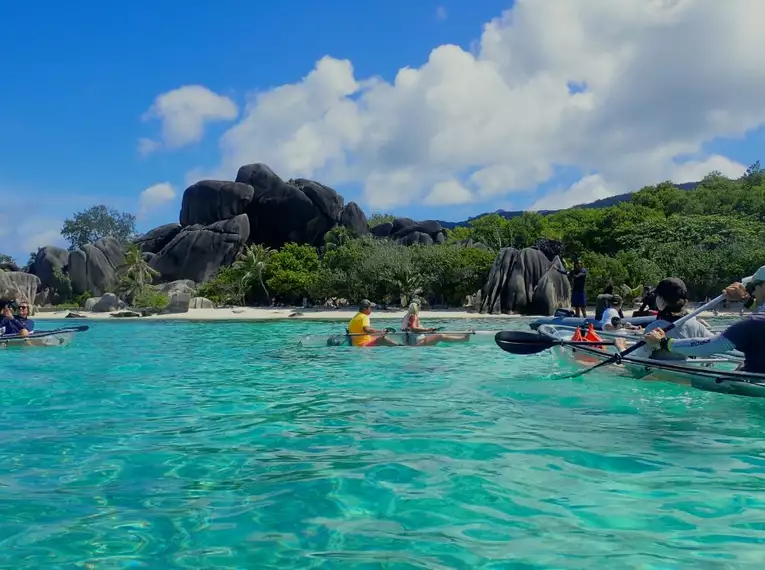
[8,162,765,309]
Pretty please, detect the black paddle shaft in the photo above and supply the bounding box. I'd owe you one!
[494,330,614,355]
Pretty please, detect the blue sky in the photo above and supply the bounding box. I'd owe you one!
[1,0,763,263]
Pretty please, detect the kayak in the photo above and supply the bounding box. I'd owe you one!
[536,324,765,398]
[0,325,88,348]
[297,330,496,348]
[530,314,657,331]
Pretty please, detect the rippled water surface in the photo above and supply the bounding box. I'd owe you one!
[2,318,765,569]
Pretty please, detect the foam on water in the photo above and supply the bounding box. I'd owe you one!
[1,318,765,568]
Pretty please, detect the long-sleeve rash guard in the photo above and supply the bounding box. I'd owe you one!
[664,314,765,373]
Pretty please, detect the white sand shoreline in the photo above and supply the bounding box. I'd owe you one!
[31,306,734,322]
[32,307,521,322]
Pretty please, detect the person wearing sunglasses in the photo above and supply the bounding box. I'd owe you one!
[0,301,33,337]
[13,301,34,333]
[643,267,765,373]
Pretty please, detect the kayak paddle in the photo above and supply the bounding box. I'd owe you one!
[560,276,751,380]
[495,330,615,355]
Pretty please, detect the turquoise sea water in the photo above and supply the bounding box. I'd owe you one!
[3,318,765,569]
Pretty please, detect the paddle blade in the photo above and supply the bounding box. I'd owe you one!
[494,331,555,355]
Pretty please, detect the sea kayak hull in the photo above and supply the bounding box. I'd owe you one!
[0,327,86,348]
[298,330,496,348]
[538,325,765,398]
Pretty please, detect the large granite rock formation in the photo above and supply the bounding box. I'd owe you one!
[134,223,182,254]
[69,237,125,296]
[234,164,369,247]
[370,217,448,246]
[339,202,369,237]
[479,247,570,315]
[24,162,523,304]
[150,215,250,283]
[158,279,195,313]
[530,256,572,315]
[141,164,372,283]
[0,272,41,304]
[29,246,70,290]
[180,181,255,227]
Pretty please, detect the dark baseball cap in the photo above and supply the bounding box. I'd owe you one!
[655,277,687,303]
[359,299,372,309]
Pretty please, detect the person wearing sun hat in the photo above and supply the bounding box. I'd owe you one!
[721,265,765,314]
[644,267,765,372]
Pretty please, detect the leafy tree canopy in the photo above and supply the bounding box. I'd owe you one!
[61,205,137,251]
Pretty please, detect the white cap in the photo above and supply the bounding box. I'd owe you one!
[742,265,765,285]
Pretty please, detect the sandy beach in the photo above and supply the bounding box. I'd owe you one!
[32,307,522,322]
[31,306,734,322]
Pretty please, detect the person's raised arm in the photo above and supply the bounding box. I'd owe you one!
[644,329,735,356]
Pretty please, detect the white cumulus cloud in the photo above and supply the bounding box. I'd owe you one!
[139,182,176,216]
[424,179,472,206]
[175,0,765,211]
[13,217,67,255]
[531,155,748,211]
[140,85,239,153]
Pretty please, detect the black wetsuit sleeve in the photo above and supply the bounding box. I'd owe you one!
[720,319,755,353]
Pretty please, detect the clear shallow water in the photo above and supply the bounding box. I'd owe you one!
[2,318,765,569]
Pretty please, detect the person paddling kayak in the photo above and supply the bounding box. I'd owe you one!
[400,302,472,346]
[0,302,31,337]
[348,299,400,347]
[633,277,713,361]
[643,267,765,373]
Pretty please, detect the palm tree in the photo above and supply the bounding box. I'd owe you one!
[234,244,272,305]
[117,244,159,301]
[394,269,424,307]
[324,226,350,251]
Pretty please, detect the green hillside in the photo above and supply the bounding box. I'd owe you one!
[441,162,765,300]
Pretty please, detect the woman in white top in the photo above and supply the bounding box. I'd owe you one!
[400,302,472,346]
[599,295,641,332]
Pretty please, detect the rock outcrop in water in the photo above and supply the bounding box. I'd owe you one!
[479,247,570,315]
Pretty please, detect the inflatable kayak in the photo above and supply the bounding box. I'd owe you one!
[529,313,656,331]
[0,325,89,348]
[535,324,765,398]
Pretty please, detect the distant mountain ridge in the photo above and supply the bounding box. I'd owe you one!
[437,181,699,229]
